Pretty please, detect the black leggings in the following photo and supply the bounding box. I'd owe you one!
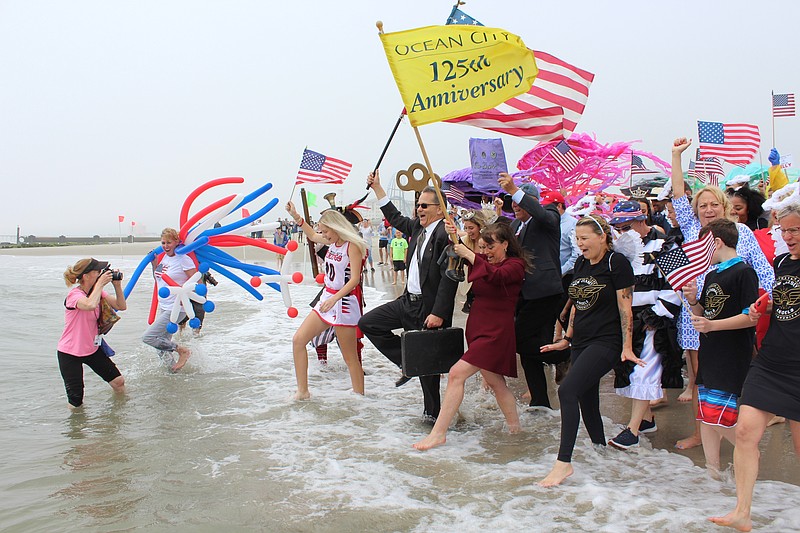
[557,344,619,463]
[57,349,121,407]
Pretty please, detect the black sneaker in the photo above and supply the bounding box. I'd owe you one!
[638,417,657,434]
[609,427,639,450]
[395,375,412,387]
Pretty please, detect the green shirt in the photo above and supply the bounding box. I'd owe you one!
[390,237,408,261]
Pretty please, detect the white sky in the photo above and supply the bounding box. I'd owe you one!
[1,1,798,236]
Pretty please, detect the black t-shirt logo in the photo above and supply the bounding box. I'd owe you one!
[773,275,800,322]
[703,283,730,319]
[569,276,606,311]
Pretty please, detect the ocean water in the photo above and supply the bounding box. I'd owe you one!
[1,253,799,532]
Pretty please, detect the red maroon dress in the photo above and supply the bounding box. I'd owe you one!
[461,254,525,377]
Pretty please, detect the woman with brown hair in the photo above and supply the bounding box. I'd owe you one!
[537,214,640,487]
[413,223,528,451]
[58,258,127,409]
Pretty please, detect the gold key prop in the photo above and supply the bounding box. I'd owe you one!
[395,162,442,193]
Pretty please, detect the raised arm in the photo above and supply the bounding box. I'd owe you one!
[671,137,692,199]
[286,201,326,244]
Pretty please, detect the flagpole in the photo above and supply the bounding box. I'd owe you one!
[771,90,776,148]
[366,110,407,190]
[300,188,319,278]
[289,146,307,202]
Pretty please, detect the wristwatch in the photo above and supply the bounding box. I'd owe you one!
[563,335,572,345]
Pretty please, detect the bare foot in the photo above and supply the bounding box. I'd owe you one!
[507,423,521,434]
[677,388,693,402]
[521,391,531,403]
[293,390,311,401]
[171,346,191,372]
[413,433,446,451]
[675,434,702,450]
[650,396,668,408]
[538,461,573,487]
[708,511,753,532]
[767,415,786,427]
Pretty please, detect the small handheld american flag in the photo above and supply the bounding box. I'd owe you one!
[654,231,716,291]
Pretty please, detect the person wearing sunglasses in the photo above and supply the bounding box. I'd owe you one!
[58,258,127,409]
[360,170,458,423]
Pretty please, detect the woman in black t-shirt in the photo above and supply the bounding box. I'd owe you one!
[711,202,800,531]
[538,214,640,487]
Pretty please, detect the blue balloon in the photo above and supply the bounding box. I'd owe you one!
[166,322,179,334]
[198,262,210,274]
[203,300,216,312]
[195,284,208,297]
[188,317,201,329]
[123,248,161,299]
[158,287,171,298]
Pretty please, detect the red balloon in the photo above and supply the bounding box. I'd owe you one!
[287,240,299,252]
[315,273,325,284]
[292,272,304,284]
[287,307,299,318]
[250,276,262,287]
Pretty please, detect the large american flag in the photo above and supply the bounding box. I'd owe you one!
[697,121,760,166]
[773,93,796,118]
[444,8,594,141]
[551,140,581,172]
[654,230,716,291]
[295,149,353,185]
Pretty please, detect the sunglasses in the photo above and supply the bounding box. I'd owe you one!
[416,203,439,209]
[462,211,477,221]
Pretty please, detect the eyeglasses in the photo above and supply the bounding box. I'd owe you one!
[782,226,800,236]
[416,203,439,209]
[615,224,633,232]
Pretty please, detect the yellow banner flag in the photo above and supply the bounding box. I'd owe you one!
[380,25,538,127]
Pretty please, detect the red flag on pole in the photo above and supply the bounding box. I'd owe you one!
[118,215,125,223]
[131,221,136,226]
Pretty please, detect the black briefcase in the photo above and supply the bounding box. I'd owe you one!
[401,327,464,377]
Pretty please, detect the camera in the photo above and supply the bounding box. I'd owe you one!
[103,265,124,281]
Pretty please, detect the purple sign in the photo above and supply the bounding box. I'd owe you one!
[469,138,508,193]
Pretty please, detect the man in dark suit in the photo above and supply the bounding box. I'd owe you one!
[499,172,564,410]
[359,171,458,422]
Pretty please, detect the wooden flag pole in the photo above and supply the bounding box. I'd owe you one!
[375,20,455,244]
[411,125,457,244]
[300,188,319,277]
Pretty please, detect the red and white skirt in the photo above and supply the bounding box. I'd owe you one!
[313,288,361,327]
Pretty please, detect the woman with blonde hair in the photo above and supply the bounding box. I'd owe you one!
[457,208,495,312]
[286,202,366,399]
[670,138,774,450]
[142,227,196,372]
[58,258,127,409]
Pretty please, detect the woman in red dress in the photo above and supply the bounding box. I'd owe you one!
[414,223,529,451]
